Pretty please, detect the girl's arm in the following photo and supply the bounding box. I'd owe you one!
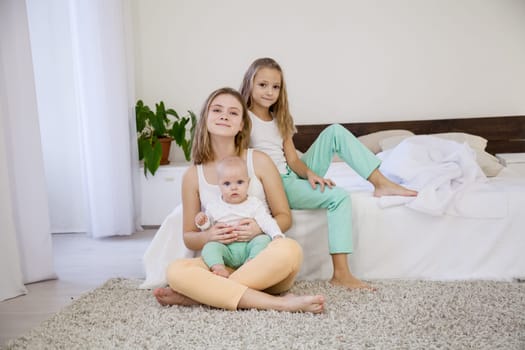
[253,150,292,232]
[282,136,334,192]
[181,166,236,250]
[282,136,311,178]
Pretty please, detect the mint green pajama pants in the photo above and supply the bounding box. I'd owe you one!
[202,234,271,268]
[282,124,380,254]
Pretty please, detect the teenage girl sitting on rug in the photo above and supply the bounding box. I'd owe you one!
[153,87,324,313]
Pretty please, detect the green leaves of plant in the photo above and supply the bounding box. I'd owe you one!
[136,100,196,177]
[135,100,149,134]
[139,136,162,177]
[152,102,168,136]
[168,110,197,161]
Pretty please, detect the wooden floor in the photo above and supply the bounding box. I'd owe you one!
[0,229,156,347]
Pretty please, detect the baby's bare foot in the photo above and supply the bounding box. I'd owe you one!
[153,287,198,306]
[211,265,230,278]
[280,294,325,313]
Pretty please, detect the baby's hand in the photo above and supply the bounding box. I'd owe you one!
[195,212,208,227]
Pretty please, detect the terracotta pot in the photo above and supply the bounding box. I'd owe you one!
[158,137,172,165]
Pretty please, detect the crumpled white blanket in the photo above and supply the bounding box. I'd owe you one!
[377,136,507,218]
[139,205,196,289]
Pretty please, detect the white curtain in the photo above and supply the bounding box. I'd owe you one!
[68,0,140,238]
[0,108,27,301]
[25,0,141,237]
[0,0,141,300]
[0,0,55,301]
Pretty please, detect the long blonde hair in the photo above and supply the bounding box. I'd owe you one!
[239,57,296,139]
[191,87,251,165]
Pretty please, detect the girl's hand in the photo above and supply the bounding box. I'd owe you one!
[306,171,335,192]
[206,223,237,244]
[232,218,262,242]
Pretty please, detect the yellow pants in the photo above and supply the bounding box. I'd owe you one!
[166,238,303,310]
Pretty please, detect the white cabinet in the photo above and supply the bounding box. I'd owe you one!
[140,163,189,226]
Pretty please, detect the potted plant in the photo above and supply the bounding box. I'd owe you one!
[135,99,196,177]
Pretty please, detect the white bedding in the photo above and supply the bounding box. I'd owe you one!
[288,154,525,282]
[377,136,506,218]
[140,139,525,288]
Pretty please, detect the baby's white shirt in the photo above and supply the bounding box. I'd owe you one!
[201,196,284,239]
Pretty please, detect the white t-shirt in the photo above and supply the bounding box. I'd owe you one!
[248,111,288,174]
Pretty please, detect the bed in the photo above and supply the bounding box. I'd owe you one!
[286,115,525,282]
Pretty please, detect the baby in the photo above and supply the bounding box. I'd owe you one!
[196,156,284,277]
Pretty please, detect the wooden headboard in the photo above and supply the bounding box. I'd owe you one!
[293,115,525,155]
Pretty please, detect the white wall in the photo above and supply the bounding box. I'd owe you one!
[132,0,525,124]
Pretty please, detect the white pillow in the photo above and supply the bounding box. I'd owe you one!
[357,130,415,154]
[431,132,488,151]
[380,132,488,152]
[379,135,412,151]
[476,151,504,177]
[379,132,503,177]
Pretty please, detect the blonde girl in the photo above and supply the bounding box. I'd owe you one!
[240,58,417,290]
[153,87,324,313]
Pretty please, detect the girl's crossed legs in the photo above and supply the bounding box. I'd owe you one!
[154,238,325,313]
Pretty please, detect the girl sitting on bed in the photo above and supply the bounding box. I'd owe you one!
[239,57,417,290]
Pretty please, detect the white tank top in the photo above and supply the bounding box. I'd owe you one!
[197,149,267,211]
[248,111,288,174]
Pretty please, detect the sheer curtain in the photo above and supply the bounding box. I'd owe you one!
[0,108,28,301]
[0,0,140,301]
[0,0,55,301]
[68,0,140,237]
[25,0,141,237]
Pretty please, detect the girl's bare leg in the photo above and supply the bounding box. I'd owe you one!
[329,253,375,290]
[368,169,418,197]
[237,288,325,314]
[154,286,324,313]
[153,287,199,307]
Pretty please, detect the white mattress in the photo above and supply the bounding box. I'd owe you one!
[140,153,525,289]
[287,162,525,281]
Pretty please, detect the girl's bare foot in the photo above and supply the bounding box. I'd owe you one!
[330,276,377,291]
[373,183,417,198]
[153,287,199,306]
[211,265,230,278]
[368,169,418,197]
[331,254,376,291]
[280,294,325,313]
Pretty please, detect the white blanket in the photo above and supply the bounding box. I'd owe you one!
[139,205,196,289]
[377,136,507,218]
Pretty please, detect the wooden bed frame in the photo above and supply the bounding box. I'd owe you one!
[293,115,525,155]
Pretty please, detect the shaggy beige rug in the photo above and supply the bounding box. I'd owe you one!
[6,278,525,349]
